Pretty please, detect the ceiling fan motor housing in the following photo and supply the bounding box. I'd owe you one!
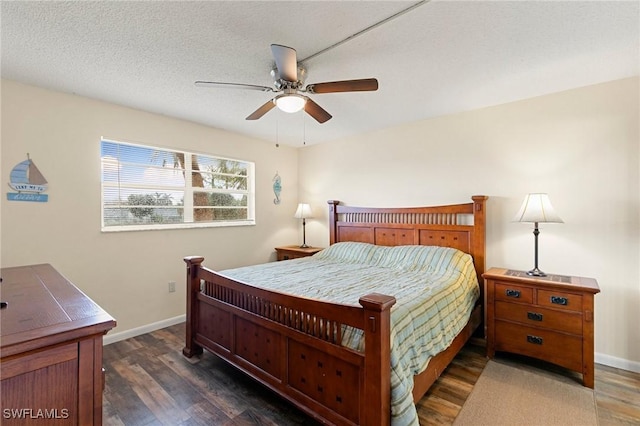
[271,66,306,90]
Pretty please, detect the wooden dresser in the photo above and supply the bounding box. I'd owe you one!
[0,264,116,425]
[483,267,600,387]
[275,245,323,261]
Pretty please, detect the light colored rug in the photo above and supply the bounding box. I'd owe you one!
[453,360,598,426]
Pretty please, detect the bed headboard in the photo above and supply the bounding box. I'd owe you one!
[328,195,488,284]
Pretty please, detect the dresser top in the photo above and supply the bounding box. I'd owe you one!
[483,267,600,294]
[1,264,116,356]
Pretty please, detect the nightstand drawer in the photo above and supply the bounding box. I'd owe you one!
[278,252,306,261]
[538,289,582,312]
[495,301,582,335]
[494,320,582,372]
[494,283,533,304]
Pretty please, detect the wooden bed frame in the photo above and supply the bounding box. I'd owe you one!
[183,195,488,425]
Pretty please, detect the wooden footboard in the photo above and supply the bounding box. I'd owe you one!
[183,256,396,426]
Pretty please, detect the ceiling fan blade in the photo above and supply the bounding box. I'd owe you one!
[271,44,298,82]
[246,99,276,120]
[195,81,274,92]
[304,98,332,124]
[306,78,378,94]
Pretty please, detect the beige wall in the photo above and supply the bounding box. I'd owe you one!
[1,80,300,336]
[299,77,640,371]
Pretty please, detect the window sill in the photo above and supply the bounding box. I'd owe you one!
[101,220,256,233]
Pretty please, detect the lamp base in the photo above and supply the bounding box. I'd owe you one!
[299,243,310,248]
[526,267,547,277]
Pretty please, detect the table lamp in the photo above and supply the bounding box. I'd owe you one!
[514,193,563,277]
[294,203,313,248]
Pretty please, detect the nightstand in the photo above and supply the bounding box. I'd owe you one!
[275,245,323,261]
[483,267,600,388]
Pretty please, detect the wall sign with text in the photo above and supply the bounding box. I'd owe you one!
[7,155,49,202]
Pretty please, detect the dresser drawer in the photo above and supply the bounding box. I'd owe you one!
[495,301,582,335]
[494,283,533,304]
[494,320,582,372]
[537,289,582,312]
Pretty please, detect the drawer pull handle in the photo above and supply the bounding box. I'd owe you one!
[551,296,568,305]
[527,312,543,321]
[527,335,543,345]
[505,289,521,298]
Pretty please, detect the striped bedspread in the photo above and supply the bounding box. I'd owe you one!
[219,242,480,426]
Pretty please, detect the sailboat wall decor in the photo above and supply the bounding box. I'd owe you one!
[7,154,49,202]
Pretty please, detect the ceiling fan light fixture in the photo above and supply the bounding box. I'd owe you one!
[275,94,306,113]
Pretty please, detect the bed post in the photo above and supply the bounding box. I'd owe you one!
[183,256,204,358]
[472,195,488,338]
[471,195,488,282]
[359,293,396,426]
[327,200,340,245]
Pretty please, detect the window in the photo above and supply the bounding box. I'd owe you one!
[101,138,255,231]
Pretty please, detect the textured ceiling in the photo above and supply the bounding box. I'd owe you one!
[2,1,638,146]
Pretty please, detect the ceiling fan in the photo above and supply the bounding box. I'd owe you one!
[195,44,379,124]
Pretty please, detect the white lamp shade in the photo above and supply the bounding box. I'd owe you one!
[294,203,312,219]
[513,193,563,223]
[276,94,306,113]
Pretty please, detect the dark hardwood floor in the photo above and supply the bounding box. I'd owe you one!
[103,323,640,425]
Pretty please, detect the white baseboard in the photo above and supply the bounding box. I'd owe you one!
[103,314,186,346]
[596,351,640,373]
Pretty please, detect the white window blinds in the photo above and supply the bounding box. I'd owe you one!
[101,138,255,231]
